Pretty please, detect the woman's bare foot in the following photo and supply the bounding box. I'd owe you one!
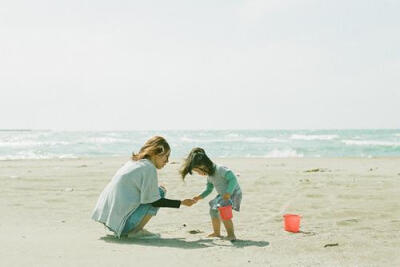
[128,229,160,239]
[207,232,222,238]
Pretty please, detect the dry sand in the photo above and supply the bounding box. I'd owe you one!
[1,157,400,266]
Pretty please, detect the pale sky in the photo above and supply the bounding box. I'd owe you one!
[1,0,399,130]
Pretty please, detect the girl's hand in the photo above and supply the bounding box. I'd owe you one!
[193,196,202,202]
[181,199,196,207]
[160,185,167,193]
[222,193,231,201]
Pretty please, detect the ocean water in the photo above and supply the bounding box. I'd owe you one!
[0,129,400,160]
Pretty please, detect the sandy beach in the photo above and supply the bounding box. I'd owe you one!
[1,157,399,266]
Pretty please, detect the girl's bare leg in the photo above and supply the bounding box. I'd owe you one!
[207,217,222,237]
[222,219,236,241]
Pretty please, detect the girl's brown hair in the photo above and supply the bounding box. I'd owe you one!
[132,136,170,161]
[179,147,215,180]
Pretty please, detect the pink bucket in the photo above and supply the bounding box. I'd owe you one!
[218,205,233,220]
[283,214,301,233]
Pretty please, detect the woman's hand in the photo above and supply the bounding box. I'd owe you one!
[222,193,231,201]
[181,199,196,207]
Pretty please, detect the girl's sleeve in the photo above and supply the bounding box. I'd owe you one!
[199,182,214,199]
[225,171,238,194]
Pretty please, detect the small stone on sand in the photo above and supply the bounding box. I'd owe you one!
[305,168,329,173]
[188,229,203,234]
[324,243,339,248]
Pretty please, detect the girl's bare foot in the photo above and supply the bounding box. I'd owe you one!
[207,232,222,238]
[224,235,237,241]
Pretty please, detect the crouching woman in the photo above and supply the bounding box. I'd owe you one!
[91,136,195,239]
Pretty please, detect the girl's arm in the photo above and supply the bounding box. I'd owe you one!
[225,171,238,194]
[198,182,214,199]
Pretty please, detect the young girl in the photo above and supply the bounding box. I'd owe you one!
[91,136,195,239]
[180,147,242,241]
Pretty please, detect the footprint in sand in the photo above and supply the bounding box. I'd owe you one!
[268,181,281,185]
[338,194,362,200]
[336,218,359,226]
[306,194,323,198]
[254,180,266,186]
[45,198,66,203]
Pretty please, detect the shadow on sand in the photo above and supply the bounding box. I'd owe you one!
[231,239,270,248]
[100,235,269,249]
[100,235,213,249]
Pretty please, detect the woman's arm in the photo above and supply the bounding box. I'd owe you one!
[151,198,181,208]
[151,198,195,208]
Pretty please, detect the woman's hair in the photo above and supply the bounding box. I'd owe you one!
[179,147,215,180]
[132,136,170,161]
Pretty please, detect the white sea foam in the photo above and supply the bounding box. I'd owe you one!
[268,138,289,143]
[243,137,268,143]
[180,136,239,143]
[226,133,240,138]
[0,152,77,160]
[180,136,202,143]
[0,141,41,148]
[342,140,400,147]
[291,134,339,141]
[244,137,288,143]
[85,137,130,144]
[0,141,70,148]
[180,136,288,144]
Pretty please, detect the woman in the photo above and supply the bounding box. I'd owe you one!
[91,136,195,239]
